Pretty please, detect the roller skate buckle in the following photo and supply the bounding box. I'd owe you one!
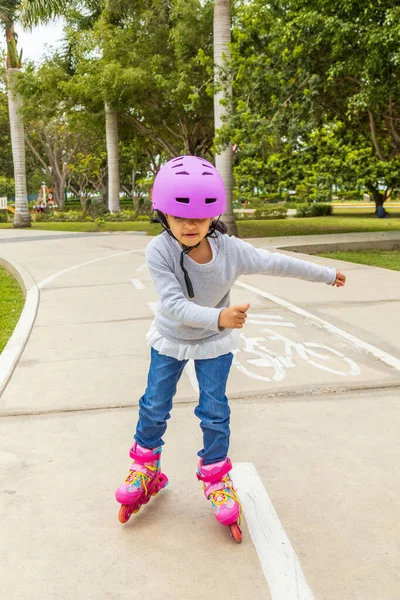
[118,472,168,524]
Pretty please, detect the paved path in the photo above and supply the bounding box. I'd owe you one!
[1,230,400,600]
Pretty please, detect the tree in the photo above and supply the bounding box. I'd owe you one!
[1,0,71,227]
[0,71,14,180]
[97,0,215,159]
[18,52,110,208]
[214,0,237,235]
[226,0,400,214]
[62,1,216,182]
[118,136,162,211]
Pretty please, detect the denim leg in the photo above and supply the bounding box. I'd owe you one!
[194,352,233,465]
[135,347,187,449]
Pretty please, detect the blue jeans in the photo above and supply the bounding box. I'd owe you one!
[135,347,234,465]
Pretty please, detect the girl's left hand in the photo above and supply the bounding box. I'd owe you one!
[332,271,346,287]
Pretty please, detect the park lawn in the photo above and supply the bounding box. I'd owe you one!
[0,212,400,237]
[0,220,162,235]
[318,250,400,272]
[332,207,400,216]
[236,214,400,237]
[0,267,25,354]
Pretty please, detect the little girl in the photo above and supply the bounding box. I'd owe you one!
[115,155,345,539]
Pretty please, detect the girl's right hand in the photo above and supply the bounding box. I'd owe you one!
[219,303,250,329]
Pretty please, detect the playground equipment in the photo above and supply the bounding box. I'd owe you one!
[32,182,58,212]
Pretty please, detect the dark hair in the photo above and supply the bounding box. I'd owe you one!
[152,210,227,236]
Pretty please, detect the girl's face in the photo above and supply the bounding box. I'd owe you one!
[166,214,214,247]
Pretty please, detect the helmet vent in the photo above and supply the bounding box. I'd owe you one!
[172,163,183,168]
[205,198,217,204]
[202,171,213,176]
[172,156,184,162]
[176,197,190,204]
[175,171,189,175]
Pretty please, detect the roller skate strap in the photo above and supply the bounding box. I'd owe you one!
[196,458,232,484]
[129,444,160,465]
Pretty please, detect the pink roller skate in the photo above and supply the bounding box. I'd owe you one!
[115,442,168,524]
[197,457,242,543]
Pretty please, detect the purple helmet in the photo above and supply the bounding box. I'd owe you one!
[152,156,226,219]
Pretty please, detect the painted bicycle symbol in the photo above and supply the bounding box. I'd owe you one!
[233,314,360,382]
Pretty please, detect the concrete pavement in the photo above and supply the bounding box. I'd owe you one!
[1,229,400,600]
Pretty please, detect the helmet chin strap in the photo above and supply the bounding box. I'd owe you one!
[156,212,219,299]
[159,224,200,299]
[179,245,198,298]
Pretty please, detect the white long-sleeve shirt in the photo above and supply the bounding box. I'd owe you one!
[145,231,336,359]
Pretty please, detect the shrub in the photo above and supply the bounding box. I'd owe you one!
[31,208,152,223]
[294,203,312,217]
[32,211,52,222]
[0,210,9,223]
[254,206,288,220]
[310,203,333,217]
[234,211,252,220]
[295,203,332,218]
[102,210,138,221]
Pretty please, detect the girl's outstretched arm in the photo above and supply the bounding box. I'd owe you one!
[227,236,339,285]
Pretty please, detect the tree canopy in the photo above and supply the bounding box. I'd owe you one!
[2,0,400,211]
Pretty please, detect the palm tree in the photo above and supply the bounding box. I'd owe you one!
[1,0,70,227]
[102,0,121,213]
[105,102,120,213]
[214,0,237,235]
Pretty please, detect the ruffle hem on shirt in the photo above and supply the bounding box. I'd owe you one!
[146,323,241,361]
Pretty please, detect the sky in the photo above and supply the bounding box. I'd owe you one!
[1,20,65,64]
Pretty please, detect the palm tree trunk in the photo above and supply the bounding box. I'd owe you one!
[214,0,237,236]
[105,103,121,213]
[7,68,31,228]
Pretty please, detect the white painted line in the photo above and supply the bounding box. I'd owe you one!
[147,302,158,314]
[136,263,147,272]
[248,314,285,320]
[248,320,296,328]
[235,280,400,371]
[131,278,145,290]
[38,249,145,289]
[232,463,315,600]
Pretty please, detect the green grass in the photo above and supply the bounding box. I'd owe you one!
[236,214,400,237]
[318,250,400,271]
[333,207,400,216]
[1,211,400,238]
[0,220,162,235]
[0,267,25,354]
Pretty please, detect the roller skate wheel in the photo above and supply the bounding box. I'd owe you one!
[118,504,132,524]
[229,522,242,543]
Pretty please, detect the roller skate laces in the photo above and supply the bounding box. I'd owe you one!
[116,444,168,523]
[207,474,242,516]
[197,458,242,531]
[115,443,162,505]
[124,463,157,496]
